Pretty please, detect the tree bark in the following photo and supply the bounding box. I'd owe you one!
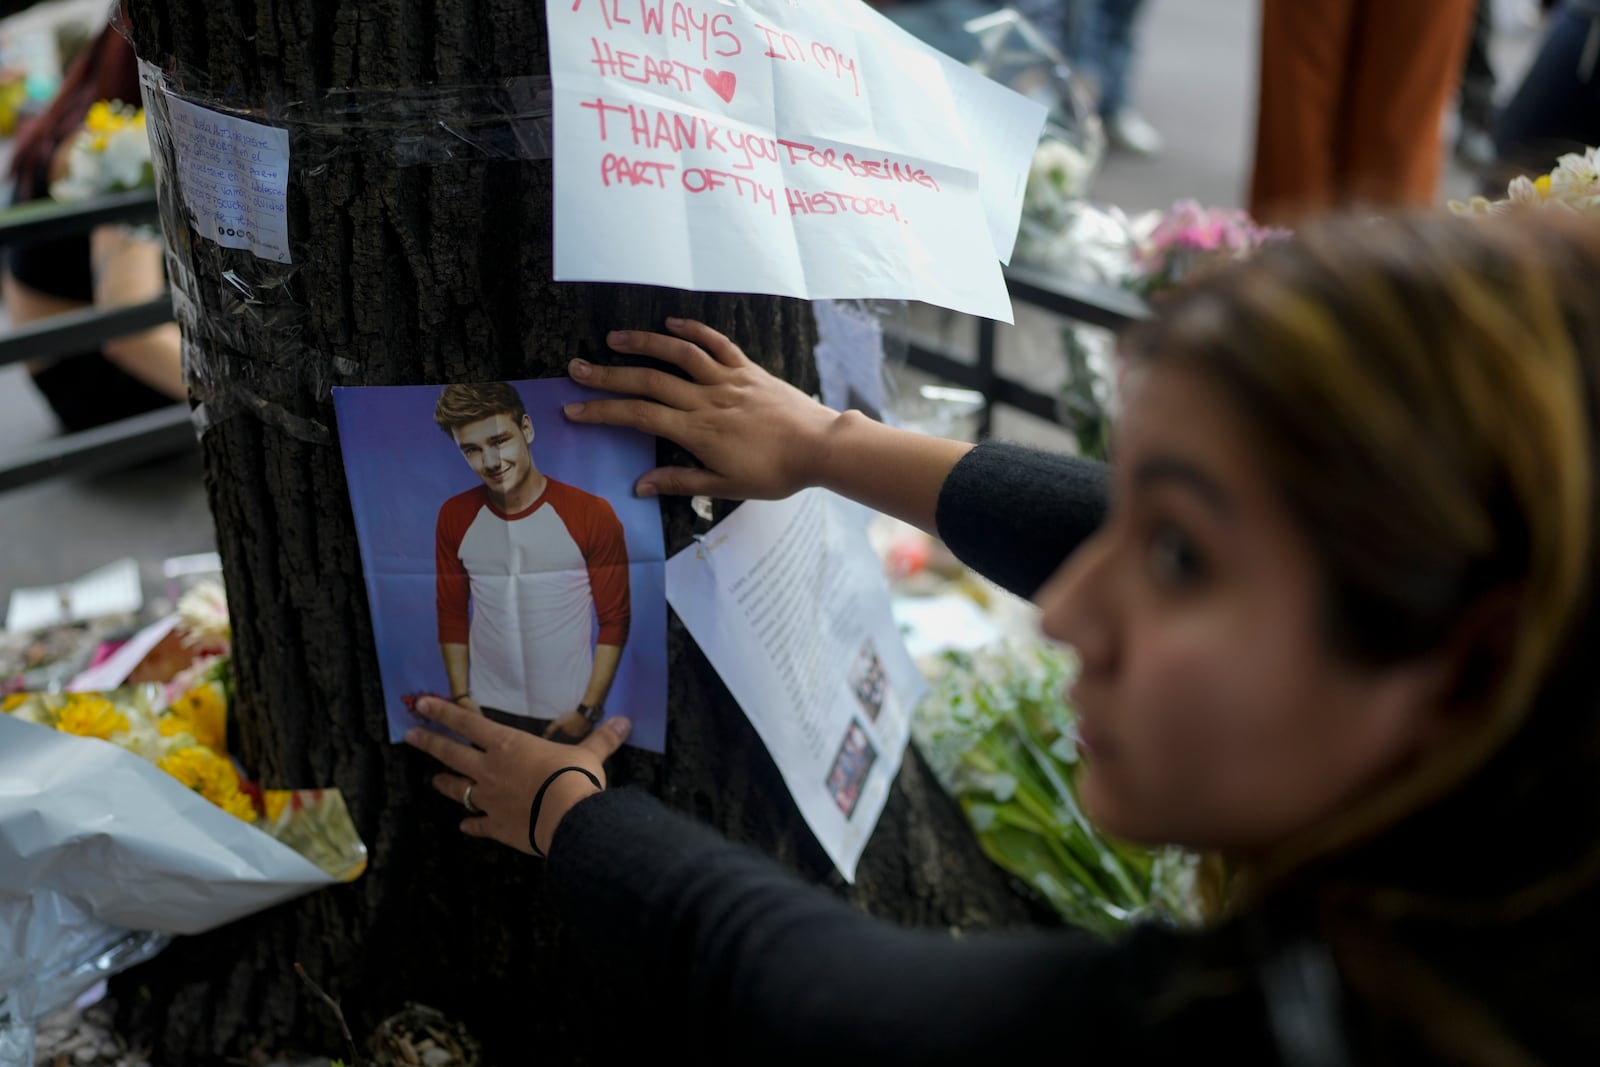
[118,2,1048,1061]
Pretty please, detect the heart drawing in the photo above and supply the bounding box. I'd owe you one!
[703,69,737,103]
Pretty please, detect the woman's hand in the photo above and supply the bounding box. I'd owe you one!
[563,318,842,501]
[405,696,631,856]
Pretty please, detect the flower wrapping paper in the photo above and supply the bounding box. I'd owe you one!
[0,713,343,1043]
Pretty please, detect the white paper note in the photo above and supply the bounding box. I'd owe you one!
[666,490,925,880]
[5,558,143,633]
[161,93,291,264]
[546,0,1047,321]
[892,593,1001,661]
[813,300,887,416]
[68,614,180,692]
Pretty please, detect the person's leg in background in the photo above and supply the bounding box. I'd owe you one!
[1010,0,1081,57]
[1337,0,1475,213]
[1493,8,1600,182]
[1249,0,1357,225]
[1085,0,1163,155]
[1456,0,1499,169]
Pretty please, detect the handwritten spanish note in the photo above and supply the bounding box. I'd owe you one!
[161,94,291,264]
[547,0,1048,322]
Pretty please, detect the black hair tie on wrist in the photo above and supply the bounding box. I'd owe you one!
[528,765,603,859]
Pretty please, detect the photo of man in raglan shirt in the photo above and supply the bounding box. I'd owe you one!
[431,382,630,743]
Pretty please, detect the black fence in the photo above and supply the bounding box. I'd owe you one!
[0,189,168,494]
[0,191,1147,494]
[898,262,1149,437]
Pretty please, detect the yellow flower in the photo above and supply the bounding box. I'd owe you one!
[77,100,144,155]
[157,745,212,789]
[221,791,259,821]
[157,745,257,822]
[164,683,227,753]
[85,100,113,132]
[55,695,130,740]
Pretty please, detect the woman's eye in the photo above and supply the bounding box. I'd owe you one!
[1148,523,1206,587]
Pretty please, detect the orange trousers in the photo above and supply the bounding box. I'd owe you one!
[1249,0,1476,226]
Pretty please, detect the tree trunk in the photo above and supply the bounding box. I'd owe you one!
[118,2,1047,1061]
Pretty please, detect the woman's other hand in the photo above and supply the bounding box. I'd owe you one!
[563,318,841,502]
[404,696,631,856]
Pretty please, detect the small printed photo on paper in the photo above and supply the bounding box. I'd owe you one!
[848,637,889,723]
[334,378,669,753]
[826,718,878,819]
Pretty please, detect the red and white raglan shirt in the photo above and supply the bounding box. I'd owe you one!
[435,479,630,721]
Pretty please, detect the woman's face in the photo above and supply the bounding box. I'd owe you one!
[1037,362,1447,855]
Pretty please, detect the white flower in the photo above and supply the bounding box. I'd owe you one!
[1550,150,1600,203]
[1508,175,1542,207]
[49,140,106,202]
[1026,137,1094,205]
[178,581,231,647]
[102,123,151,189]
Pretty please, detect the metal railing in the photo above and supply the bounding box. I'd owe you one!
[0,188,174,493]
[0,190,1149,493]
[900,263,1150,437]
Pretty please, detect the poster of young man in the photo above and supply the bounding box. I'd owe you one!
[334,378,668,752]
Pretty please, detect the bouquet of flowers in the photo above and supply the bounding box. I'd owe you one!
[48,99,153,202]
[3,682,249,814]
[0,581,365,1061]
[1452,145,1600,218]
[1,580,365,876]
[1129,200,1287,300]
[913,643,1200,936]
[0,680,365,882]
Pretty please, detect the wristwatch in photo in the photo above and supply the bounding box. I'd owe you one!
[577,703,604,725]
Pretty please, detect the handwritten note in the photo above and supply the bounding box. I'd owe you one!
[547,0,1048,322]
[162,94,291,264]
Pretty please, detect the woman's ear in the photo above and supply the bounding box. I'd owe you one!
[1425,585,1521,743]
[1355,589,1519,766]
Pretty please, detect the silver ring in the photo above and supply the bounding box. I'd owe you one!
[462,783,481,815]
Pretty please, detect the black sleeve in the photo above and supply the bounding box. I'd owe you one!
[545,789,1265,1066]
[934,441,1110,599]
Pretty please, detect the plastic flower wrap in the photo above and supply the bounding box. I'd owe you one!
[1129,200,1288,300]
[912,643,1199,936]
[1451,146,1600,217]
[1,682,364,875]
[0,580,366,1058]
[48,99,153,202]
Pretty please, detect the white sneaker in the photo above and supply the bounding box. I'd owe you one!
[1106,109,1164,157]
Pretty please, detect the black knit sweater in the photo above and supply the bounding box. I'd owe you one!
[544,443,1310,1066]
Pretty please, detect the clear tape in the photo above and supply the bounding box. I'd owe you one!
[134,54,553,440]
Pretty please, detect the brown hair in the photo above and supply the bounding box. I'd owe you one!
[433,382,527,435]
[1122,211,1600,1061]
[9,23,141,201]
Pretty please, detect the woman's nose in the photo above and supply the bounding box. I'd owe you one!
[1037,534,1115,674]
